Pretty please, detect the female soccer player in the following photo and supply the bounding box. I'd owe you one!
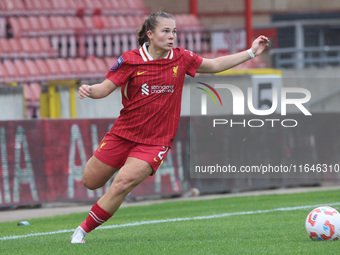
[71,11,269,243]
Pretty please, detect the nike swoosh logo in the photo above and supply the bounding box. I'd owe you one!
[137,71,148,75]
[154,157,159,162]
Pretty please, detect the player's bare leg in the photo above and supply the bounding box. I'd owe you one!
[97,157,153,214]
[71,157,152,243]
[82,156,119,190]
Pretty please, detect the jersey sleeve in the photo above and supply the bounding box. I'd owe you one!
[183,49,203,77]
[105,54,132,87]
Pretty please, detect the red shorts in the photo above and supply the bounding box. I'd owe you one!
[94,133,170,173]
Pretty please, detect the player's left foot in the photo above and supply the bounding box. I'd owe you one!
[70,226,87,244]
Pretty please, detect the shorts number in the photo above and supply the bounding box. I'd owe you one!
[157,146,169,161]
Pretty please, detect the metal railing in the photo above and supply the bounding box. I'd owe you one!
[260,19,340,69]
[270,46,340,69]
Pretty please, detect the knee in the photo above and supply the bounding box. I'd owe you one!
[81,157,115,190]
[82,169,104,190]
[83,177,99,190]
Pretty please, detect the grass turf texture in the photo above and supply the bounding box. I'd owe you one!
[1,189,340,255]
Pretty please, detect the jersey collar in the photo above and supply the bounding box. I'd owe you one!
[139,43,173,62]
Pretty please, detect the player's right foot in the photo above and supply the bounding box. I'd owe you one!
[70,226,87,244]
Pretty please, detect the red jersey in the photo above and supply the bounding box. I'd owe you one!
[105,43,203,147]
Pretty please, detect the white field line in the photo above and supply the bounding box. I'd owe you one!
[1,202,340,241]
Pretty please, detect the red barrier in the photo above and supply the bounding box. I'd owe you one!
[2,115,338,208]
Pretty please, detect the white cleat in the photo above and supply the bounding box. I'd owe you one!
[70,226,87,244]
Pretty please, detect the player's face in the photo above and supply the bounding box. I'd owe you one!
[149,17,177,51]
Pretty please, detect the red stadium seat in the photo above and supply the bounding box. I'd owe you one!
[17,17,32,36]
[37,16,53,36]
[83,0,95,10]
[13,0,26,14]
[70,0,87,14]
[27,0,53,15]
[73,58,91,79]
[48,16,61,35]
[27,16,42,37]
[100,0,117,14]
[36,37,58,58]
[1,37,57,60]
[19,38,34,58]
[13,59,30,82]
[55,58,73,79]
[112,0,129,14]
[130,15,144,30]
[50,16,73,35]
[45,58,63,80]
[35,59,51,80]
[67,57,93,80]
[0,2,4,17]
[24,59,45,82]
[49,0,71,15]
[2,0,25,16]
[8,38,23,58]
[65,58,81,79]
[82,16,96,34]
[92,15,106,34]
[0,62,9,83]
[104,16,122,33]
[8,17,22,38]
[65,16,85,35]
[24,0,39,15]
[93,57,109,73]
[33,37,58,57]
[3,60,18,82]
[85,57,102,79]
[84,0,102,14]
[0,38,12,58]
[66,0,84,12]
[124,0,147,14]
[39,0,54,13]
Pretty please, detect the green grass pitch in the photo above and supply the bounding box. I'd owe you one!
[1,189,340,255]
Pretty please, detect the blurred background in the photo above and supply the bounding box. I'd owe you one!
[1,0,340,208]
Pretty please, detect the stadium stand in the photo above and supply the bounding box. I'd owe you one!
[0,0,266,119]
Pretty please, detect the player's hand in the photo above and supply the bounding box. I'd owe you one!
[78,84,91,99]
[251,35,270,57]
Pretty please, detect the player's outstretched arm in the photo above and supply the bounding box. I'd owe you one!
[78,79,118,99]
[197,35,269,74]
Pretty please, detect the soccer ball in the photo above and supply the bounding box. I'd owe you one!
[305,206,340,241]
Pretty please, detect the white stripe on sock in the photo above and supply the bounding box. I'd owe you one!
[89,211,105,224]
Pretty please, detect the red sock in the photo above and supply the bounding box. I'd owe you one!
[80,202,113,233]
